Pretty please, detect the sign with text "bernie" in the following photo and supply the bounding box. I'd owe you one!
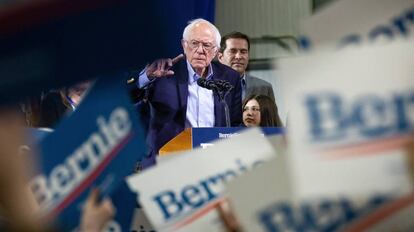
[300,0,414,50]
[279,41,414,198]
[127,128,278,231]
[29,75,147,231]
[227,155,414,232]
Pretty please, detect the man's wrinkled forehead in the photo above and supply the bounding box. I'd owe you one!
[188,23,216,42]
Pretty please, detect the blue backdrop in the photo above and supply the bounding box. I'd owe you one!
[0,0,215,104]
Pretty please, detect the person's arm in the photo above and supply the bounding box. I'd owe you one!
[137,54,184,89]
[128,54,184,104]
[0,109,47,232]
[136,67,153,89]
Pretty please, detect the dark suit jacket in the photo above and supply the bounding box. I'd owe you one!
[245,75,275,102]
[135,59,242,166]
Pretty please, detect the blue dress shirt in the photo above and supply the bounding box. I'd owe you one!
[137,60,215,128]
[185,61,214,128]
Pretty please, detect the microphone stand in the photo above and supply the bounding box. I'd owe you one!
[197,78,233,127]
[213,85,233,128]
[222,97,231,128]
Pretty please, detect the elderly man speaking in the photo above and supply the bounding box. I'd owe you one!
[134,18,241,166]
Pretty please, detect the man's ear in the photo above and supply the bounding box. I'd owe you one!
[217,52,223,62]
[181,39,186,51]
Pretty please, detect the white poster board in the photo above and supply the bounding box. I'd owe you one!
[280,41,414,197]
[301,0,414,50]
[127,128,278,230]
[227,152,414,232]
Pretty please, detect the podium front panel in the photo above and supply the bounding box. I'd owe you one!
[192,127,284,149]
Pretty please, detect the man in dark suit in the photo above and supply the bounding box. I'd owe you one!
[134,19,241,167]
[218,31,275,102]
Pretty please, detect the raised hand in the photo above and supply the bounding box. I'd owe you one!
[146,54,184,79]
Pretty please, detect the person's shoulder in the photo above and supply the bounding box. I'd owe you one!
[246,74,272,87]
[211,61,240,79]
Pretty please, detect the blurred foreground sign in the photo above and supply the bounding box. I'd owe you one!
[280,41,414,197]
[227,155,414,232]
[127,128,277,231]
[29,75,147,230]
[301,0,414,50]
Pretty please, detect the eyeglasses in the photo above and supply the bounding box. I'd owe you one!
[243,107,260,112]
[185,40,216,52]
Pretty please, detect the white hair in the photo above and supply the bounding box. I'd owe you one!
[182,18,221,48]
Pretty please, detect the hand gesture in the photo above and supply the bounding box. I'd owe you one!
[146,54,184,79]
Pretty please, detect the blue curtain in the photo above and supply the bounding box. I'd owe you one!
[152,0,216,56]
[0,0,216,104]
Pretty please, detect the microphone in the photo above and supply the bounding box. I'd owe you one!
[197,78,233,127]
[214,80,233,91]
[197,78,217,90]
[197,78,234,92]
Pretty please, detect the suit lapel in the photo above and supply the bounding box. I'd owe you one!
[212,63,224,127]
[213,92,222,126]
[245,74,252,88]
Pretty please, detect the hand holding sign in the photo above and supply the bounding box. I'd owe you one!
[80,188,115,232]
[146,54,184,79]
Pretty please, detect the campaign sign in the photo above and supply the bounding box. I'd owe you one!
[226,156,292,232]
[101,181,138,232]
[192,127,284,149]
[231,187,414,232]
[279,42,414,197]
[226,151,414,232]
[341,193,414,232]
[29,74,147,230]
[300,0,414,50]
[227,153,414,231]
[237,194,398,232]
[127,128,277,230]
[70,181,139,232]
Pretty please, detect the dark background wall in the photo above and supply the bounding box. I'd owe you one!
[0,0,216,104]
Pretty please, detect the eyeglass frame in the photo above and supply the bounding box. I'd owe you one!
[183,39,217,52]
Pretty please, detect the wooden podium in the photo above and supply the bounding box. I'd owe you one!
[158,127,284,156]
[159,128,193,155]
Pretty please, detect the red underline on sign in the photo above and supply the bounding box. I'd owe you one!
[317,134,413,160]
[343,192,414,232]
[49,132,134,217]
[171,197,227,230]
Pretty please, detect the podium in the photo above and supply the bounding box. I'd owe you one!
[159,127,284,156]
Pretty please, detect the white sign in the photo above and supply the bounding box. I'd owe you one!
[227,156,292,232]
[227,150,414,231]
[301,0,414,50]
[127,128,277,230]
[280,42,414,197]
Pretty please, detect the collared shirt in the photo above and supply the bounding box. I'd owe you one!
[137,68,154,88]
[137,61,215,128]
[185,61,215,128]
